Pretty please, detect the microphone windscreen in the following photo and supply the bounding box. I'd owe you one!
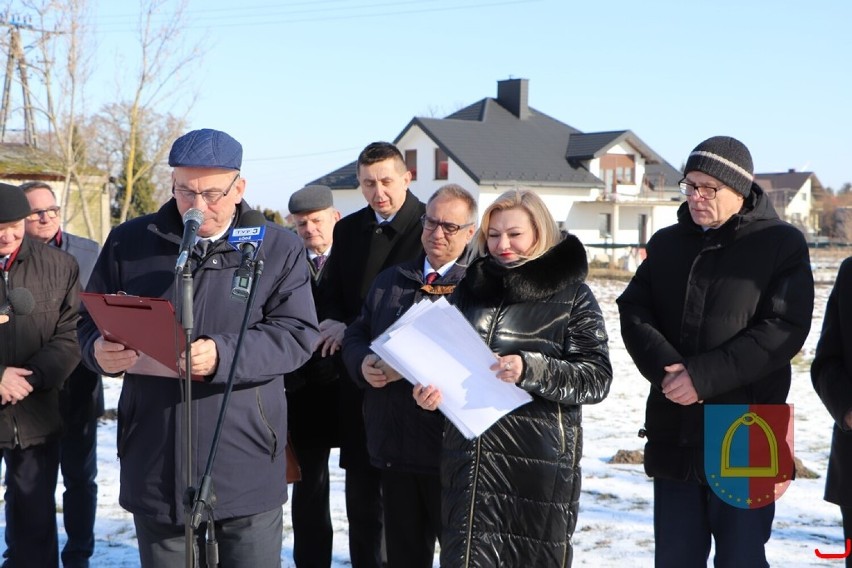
[183,208,204,226]
[8,287,35,316]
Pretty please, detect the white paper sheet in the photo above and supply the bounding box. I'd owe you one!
[371,297,532,439]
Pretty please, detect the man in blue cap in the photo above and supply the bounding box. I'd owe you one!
[78,128,320,567]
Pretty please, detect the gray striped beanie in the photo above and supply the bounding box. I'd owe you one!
[684,136,754,198]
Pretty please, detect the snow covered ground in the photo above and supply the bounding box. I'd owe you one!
[0,276,846,567]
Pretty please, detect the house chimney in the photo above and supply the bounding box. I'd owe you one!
[788,168,796,173]
[497,78,530,119]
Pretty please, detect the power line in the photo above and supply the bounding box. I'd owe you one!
[94,0,541,33]
[243,146,360,163]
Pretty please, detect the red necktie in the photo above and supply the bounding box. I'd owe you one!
[425,271,439,284]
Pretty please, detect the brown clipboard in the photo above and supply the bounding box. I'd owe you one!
[80,292,203,381]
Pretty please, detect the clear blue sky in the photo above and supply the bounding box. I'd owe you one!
[88,0,851,212]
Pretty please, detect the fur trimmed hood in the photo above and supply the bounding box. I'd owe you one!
[459,233,588,304]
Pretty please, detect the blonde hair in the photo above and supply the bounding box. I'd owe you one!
[475,189,560,261]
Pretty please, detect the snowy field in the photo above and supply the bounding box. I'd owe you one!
[0,274,847,567]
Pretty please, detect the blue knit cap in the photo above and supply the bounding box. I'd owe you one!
[168,128,242,171]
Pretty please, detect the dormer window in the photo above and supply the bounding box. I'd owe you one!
[600,154,636,190]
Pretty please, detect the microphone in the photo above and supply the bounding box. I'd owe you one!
[0,287,35,318]
[175,208,205,272]
[228,210,267,301]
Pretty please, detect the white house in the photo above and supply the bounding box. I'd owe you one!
[310,78,684,265]
[755,170,824,237]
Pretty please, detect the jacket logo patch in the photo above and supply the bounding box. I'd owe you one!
[704,404,794,508]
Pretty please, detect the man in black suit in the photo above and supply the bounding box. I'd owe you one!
[323,142,426,568]
[285,185,343,568]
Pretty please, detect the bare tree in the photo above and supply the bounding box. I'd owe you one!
[113,0,204,223]
[17,0,99,237]
[86,102,184,219]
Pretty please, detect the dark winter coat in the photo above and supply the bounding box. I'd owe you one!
[284,251,341,451]
[341,256,466,474]
[0,237,80,448]
[440,235,612,568]
[812,257,852,506]
[59,231,104,426]
[78,199,319,525]
[617,184,813,483]
[323,190,426,468]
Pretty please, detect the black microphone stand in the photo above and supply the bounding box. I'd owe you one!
[189,259,264,568]
[178,263,196,568]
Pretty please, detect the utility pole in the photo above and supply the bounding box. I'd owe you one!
[0,12,52,148]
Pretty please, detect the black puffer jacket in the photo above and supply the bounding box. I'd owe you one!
[812,257,852,506]
[441,235,612,568]
[617,184,813,482]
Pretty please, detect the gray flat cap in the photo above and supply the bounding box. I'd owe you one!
[168,128,242,170]
[288,185,333,214]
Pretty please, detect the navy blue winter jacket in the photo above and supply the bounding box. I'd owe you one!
[78,199,319,525]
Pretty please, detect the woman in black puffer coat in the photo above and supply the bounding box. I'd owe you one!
[414,189,612,568]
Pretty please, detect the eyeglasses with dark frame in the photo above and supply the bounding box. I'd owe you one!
[26,206,61,222]
[173,173,240,205]
[678,179,727,200]
[420,214,473,236]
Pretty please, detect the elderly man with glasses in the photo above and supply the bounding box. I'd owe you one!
[0,183,81,568]
[18,181,101,568]
[617,136,814,567]
[341,183,477,568]
[78,128,320,568]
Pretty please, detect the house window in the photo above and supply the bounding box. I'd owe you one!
[435,148,448,180]
[405,150,417,180]
[599,154,636,190]
[599,213,612,239]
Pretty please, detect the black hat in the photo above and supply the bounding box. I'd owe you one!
[0,183,32,223]
[684,136,754,198]
[168,128,242,171]
[288,185,333,214]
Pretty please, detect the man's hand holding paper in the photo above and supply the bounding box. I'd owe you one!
[361,353,403,388]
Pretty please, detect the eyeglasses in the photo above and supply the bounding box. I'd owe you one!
[678,179,726,200]
[26,206,61,221]
[420,214,473,236]
[173,174,240,205]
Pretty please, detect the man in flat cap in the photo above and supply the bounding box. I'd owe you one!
[0,183,81,567]
[617,136,814,566]
[78,128,320,567]
[285,184,343,567]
